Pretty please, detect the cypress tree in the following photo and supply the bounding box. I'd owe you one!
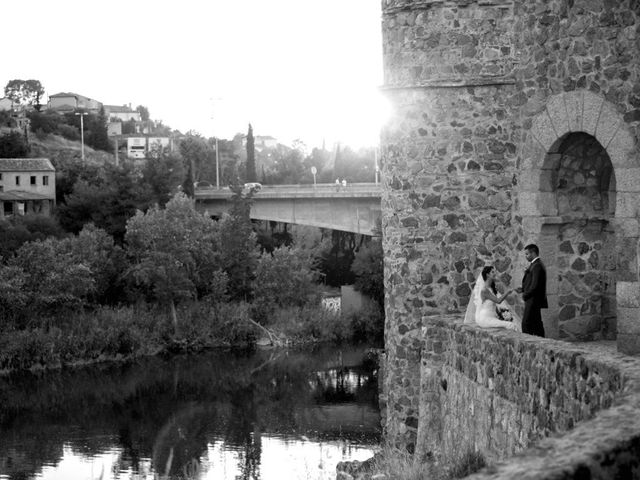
[246,123,256,182]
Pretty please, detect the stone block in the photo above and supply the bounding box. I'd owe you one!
[518,168,542,192]
[538,168,557,192]
[546,271,560,295]
[518,192,541,216]
[595,101,622,148]
[614,168,640,193]
[606,125,638,169]
[617,282,640,308]
[582,91,604,137]
[522,216,545,239]
[616,192,640,218]
[530,110,559,153]
[538,192,559,216]
[617,307,640,335]
[612,218,640,237]
[564,90,583,132]
[546,94,571,137]
[617,333,640,355]
[542,308,559,339]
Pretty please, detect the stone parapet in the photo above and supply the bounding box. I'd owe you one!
[417,316,640,478]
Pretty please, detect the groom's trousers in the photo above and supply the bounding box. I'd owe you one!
[522,300,545,337]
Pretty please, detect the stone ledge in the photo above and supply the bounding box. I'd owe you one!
[381,77,517,90]
[421,316,640,479]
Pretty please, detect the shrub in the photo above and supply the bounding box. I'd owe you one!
[253,246,320,318]
[0,131,29,157]
[343,302,384,343]
[57,123,80,141]
[27,111,60,134]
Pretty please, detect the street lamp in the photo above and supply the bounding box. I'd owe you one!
[75,111,88,164]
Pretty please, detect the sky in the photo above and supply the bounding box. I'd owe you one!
[2,0,387,150]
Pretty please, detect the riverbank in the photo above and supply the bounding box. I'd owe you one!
[0,300,383,375]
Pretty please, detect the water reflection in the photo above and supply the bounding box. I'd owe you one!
[0,345,380,480]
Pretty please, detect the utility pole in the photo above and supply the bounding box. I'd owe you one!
[75,111,88,164]
[114,135,119,166]
[215,137,220,189]
[374,146,380,184]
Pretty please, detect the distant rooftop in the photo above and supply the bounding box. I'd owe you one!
[48,92,101,103]
[104,104,137,113]
[0,158,55,172]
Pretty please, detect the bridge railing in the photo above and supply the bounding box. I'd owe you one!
[195,182,383,198]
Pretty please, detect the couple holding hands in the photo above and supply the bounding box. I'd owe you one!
[463,244,547,337]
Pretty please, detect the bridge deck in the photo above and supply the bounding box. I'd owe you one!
[195,183,383,235]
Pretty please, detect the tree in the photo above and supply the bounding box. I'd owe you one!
[0,131,29,157]
[253,246,320,313]
[56,163,150,242]
[0,215,66,259]
[142,150,185,206]
[58,224,125,304]
[125,193,223,326]
[245,123,256,182]
[136,105,150,121]
[179,134,216,186]
[9,238,95,319]
[351,239,384,307]
[4,79,45,109]
[86,106,111,152]
[218,186,259,300]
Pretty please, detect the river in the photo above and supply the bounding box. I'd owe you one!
[0,344,381,480]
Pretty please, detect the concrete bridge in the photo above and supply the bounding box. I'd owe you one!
[194,183,382,235]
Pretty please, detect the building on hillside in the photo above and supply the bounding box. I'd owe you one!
[125,135,176,159]
[47,92,102,113]
[0,158,56,216]
[107,122,122,137]
[104,104,141,122]
[241,135,278,151]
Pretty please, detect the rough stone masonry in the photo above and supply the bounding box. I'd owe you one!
[380,0,640,461]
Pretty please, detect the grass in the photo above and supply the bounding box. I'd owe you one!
[343,446,487,480]
[0,299,384,374]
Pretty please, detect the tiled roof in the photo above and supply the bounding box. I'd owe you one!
[0,158,55,172]
[49,92,78,98]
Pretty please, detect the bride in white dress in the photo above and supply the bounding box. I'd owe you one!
[464,266,520,331]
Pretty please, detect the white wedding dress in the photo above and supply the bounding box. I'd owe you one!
[475,297,517,330]
[464,273,520,331]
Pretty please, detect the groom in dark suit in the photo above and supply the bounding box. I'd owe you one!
[516,244,547,337]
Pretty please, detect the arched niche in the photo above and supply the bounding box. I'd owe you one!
[518,90,640,354]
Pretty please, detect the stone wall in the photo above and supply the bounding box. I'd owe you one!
[417,318,640,479]
[417,317,625,462]
[381,0,640,452]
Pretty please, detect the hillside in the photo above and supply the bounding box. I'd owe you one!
[1,125,117,168]
[28,131,117,168]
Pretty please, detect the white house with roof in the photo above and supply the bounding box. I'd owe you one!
[0,158,56,216]
[126,135,175,159]
[104,104,140,122]
[47,92,102,113]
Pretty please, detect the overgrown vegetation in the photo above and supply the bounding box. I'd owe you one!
[0,186,383,373]
[0,85,384,372]
[353,446,487,480]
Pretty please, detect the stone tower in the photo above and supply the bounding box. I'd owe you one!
[381,0,640,449]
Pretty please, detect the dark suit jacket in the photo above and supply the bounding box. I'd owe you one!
[522,259,548,308]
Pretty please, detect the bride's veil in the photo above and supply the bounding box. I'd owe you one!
[463,273,485,324]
